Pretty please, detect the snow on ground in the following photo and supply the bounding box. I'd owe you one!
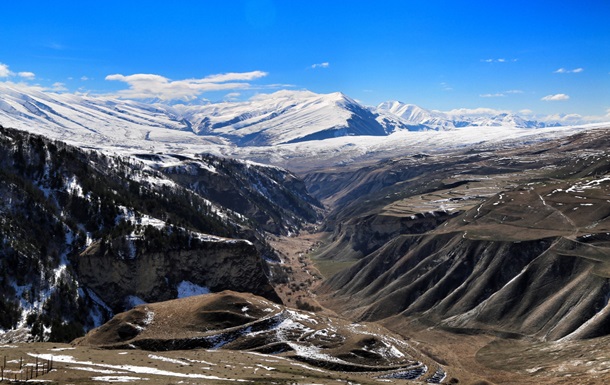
[91,376,148,382]
[566,176,610,193]
[148,354,191,366]
[177,281,211,298]
[28,353,249,382]
[2,82,607,173]
[125,296,147,308]
[86,288,113,328]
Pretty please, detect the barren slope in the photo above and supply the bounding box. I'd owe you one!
[314,127,610,341]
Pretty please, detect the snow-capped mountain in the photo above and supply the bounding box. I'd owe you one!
[0,83,561,149]
[377,101,559,130]
[0,84,394,148]
[2,83,594,172]
[179,90,392,145]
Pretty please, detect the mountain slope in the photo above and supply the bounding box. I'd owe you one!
[184,90,392,145]
[0,125,321,342]
[0,83,567,158]
[76,290,441,379]
[314,127,610,341]
[377,100,559,129]
[0,85,394,148]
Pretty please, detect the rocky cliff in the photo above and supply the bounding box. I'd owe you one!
[77,238,279,312]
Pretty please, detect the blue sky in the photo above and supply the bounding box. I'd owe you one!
[1,1,609,120]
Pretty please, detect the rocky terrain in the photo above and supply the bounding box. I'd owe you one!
[75,290,435,377]
[312,127,610,341]
[2,86,610,384]
[0,125,320,340]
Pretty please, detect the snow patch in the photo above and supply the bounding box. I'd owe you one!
[176,281,210,298]
[92,376,148,382]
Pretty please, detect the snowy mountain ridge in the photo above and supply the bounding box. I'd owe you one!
[376,100,559,130]
[0,83,559,149]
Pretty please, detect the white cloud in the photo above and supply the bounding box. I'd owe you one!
[519,109,534,115]
[105,71,268,100]
[1,62,36,80]
[202,71,268,83]
[51,82,68,92]
[18,71,35,79]
[541,93,570,101]
[545,113,583,122]
[311,62,330,69]
[440,82,453,91]
[249,90,317,102]
[81,76,89,81]
[537,109,610,125]
[481,58,517,63]
[554,67,583,74]
[480,89,522,98]
[443,107,509,116]
[0,63,12,77]
[224,92,241,101]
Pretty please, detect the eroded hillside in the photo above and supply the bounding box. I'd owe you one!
[309,127,610,342]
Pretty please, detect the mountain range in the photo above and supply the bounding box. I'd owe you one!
[0,83,563,151]
[2,83,610,384]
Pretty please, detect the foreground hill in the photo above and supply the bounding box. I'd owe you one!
[312,127,610,341]
[76,290,446,381]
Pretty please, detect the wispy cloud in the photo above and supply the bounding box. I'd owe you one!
[81,76,89,81]
[105,71,268,100]
[443,107,509,116]
[311,62,330,69]
[554,67,583,74]
[18,71,35,80]
[224,92,241,101]
[482,58,518,63]
[440,82,453,91]
[541,93,570,101]
[202,71,268,82]
[51,82,68,92]
[479,89,523,98]
[45,42,65,50]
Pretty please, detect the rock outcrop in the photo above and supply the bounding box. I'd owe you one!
[77,238,280,312]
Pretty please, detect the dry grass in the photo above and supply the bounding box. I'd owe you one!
[0,342,390,384]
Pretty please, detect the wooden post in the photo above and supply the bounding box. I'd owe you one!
[19,356,23,370]
[36,356,39,377]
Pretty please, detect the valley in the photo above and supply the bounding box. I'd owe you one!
[1,87,610,384]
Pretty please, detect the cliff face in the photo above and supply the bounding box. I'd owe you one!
[77,238,279,312]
